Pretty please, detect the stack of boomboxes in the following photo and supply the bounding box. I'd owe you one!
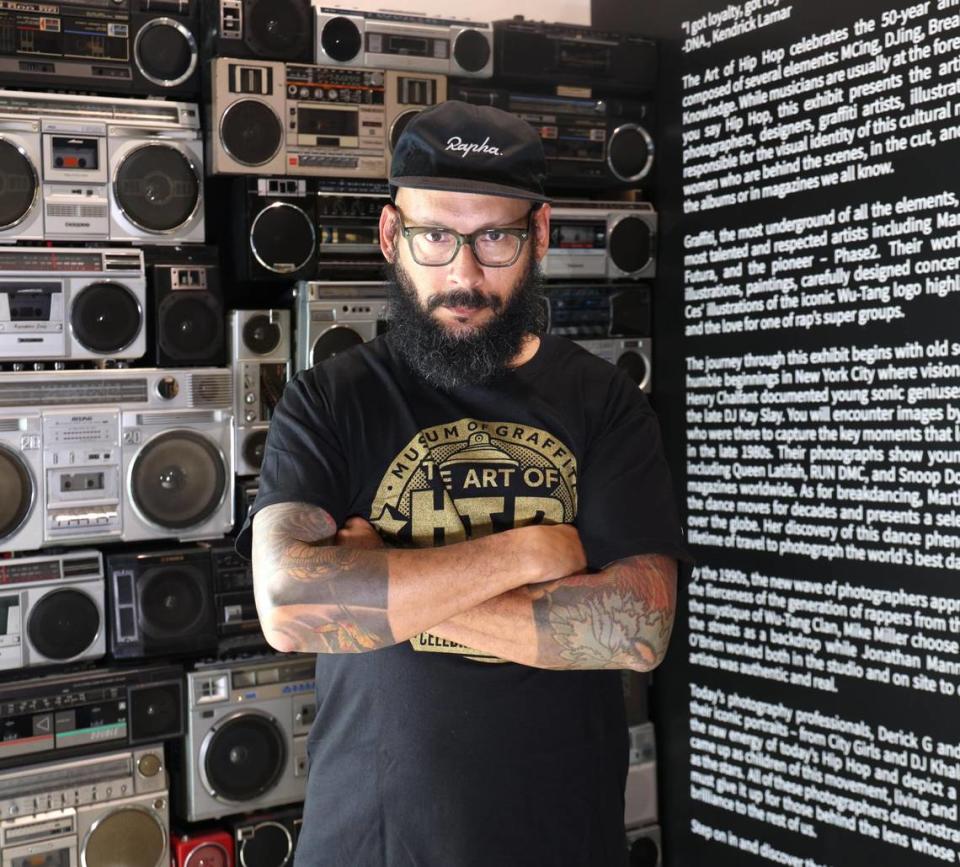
[0,3,660,866]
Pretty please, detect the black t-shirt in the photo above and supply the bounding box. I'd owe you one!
[236,334,690,867]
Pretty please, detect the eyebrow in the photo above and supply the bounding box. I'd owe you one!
[400,209,531,231]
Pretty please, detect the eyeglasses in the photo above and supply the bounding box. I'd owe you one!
[394,207,533,267]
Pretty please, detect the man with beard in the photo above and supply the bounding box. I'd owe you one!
[238,101,689,867]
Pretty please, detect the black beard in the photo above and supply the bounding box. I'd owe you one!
[384,254,546,391]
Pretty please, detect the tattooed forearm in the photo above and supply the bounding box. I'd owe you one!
[252,502,395,654]
[529,554,677,671]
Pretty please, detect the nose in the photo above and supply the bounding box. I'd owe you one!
[446,240,484,290]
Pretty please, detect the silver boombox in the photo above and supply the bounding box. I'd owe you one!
[0,248,146,363]
[576,337,653,393]
[228,309,292,477]
[0,549,106,674]
[543,201,657,281]
[294,281,388,373]
[0,367,234,556]
[0,90,205,245]
[208,57,446,176]
[315,7,494,78]
[176,655,316,821]
[0,744,169,867]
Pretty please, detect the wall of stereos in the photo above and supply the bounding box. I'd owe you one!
[0,3,661,866]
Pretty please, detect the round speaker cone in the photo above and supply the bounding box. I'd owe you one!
[83,806,165,867]
[243,429,268,471]
[115,145,199,232]
[221,100,283,166]
[239,822,293,867]
[628,835,660,867]
[0,139,37,229]
[136,20,195,85]
[131,430,226,530]
[250,203,315,274]
[129,683,180,741]
[616,349,649,387]
[71,282,142,354]
[27,588,100,660]
[608,125,653,182]
[247,0,311,59]
[139,565,206,638]
[243,314,282,355]
[608,217,652,275]
[389,110,418,152]
[312,327,363,366]
[159,294,221,361]
[185,843,229,867]
[453,29,491,72]
[321,16,362,62]
[0,446,33,541]
[204,714,286,801]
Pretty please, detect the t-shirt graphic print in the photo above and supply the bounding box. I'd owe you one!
[370,418,579,660]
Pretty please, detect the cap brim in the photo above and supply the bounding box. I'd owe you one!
[390,175,551,203]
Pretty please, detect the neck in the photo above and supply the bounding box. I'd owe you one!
[508,333,541,368]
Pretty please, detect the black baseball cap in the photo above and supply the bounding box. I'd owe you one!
[390,100,549,203]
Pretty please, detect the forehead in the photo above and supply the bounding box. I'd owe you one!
[396,188,531,227]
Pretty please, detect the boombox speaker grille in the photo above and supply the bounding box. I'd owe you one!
[27,588,100,660]
[72,283,142,354]
[608,125,653,182]
[115,144,200,232]
[129,681,183,743]
[204,713,286,801]
[617,349,649,387]
[609,218,652,275]
[453,29,491,73]
[312,326,363,366]
[135,19,196,87]
[250,203,315,274]
[239,821,294,867]
[243,429,268,471]
[222,101,283,167]
[159,294,223,362]
[0,446,32,540]
[131,430,226,530]
[83,806,166,867]
[0,139,37,229]
[140,565,207,639]
[248,0,312,59]
[243,314,283,355]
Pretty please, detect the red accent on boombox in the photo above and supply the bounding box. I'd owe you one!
[173,829,234,867]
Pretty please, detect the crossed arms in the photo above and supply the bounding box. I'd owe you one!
[252,502,677,672]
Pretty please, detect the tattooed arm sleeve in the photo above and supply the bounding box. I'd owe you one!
[251,501,587,654]
[428,553,678,672]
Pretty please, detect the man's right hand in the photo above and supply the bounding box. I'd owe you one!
[517,523,587,584]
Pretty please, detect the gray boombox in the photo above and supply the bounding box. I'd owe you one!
[0,248,146,363]
[175,655,317,821]
[207,57,446,177]
[294,281,388,373]
[0,745,169,867]
[315,7,494,78]
[0,368,234,555]
[0,90,204,245]
[228,309,292,477]
[543,201,657,281]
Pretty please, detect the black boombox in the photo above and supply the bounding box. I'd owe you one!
[203,0,314,62]
[105,543,267,661]
[228,177,390,282]
[0,663,184,770]
[449,83,655,191]
[145,247,227,367]
[544,283,652,339]
[0,0,201,97]
[493,17,658,94]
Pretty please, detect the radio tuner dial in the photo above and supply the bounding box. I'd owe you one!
[369,71,384,86]
[328,89,338,100]
[139,753,162,777]
[157,376,179,400]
